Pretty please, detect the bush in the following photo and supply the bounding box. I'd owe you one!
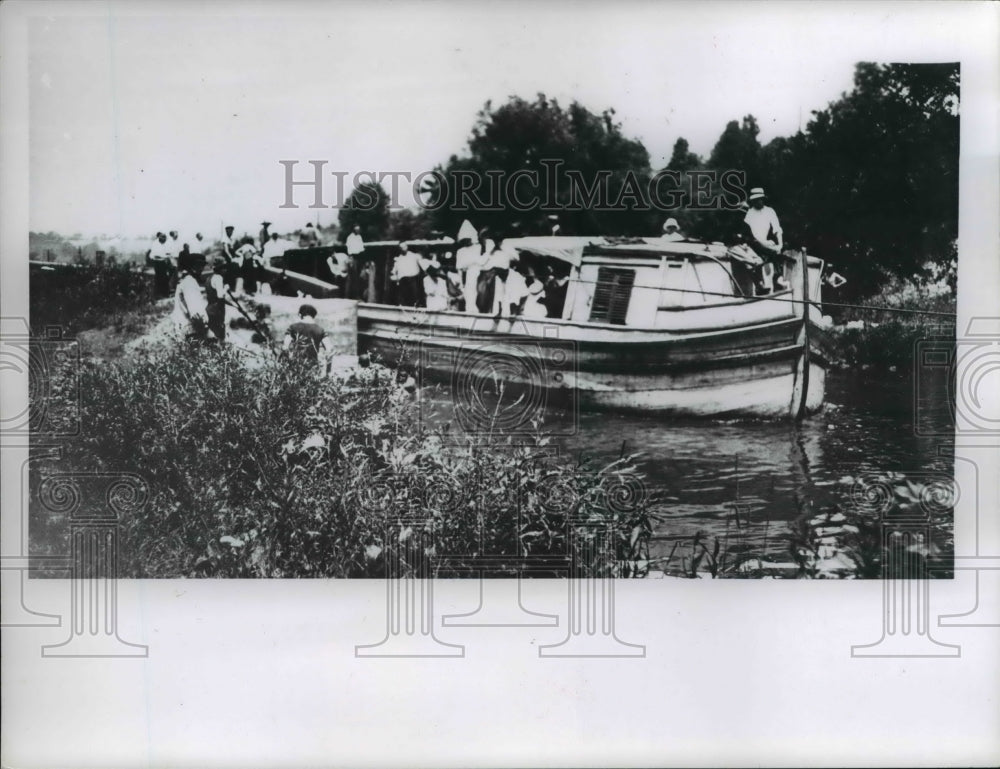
[30,263,157,336]
[828,258,956,370]
[36,341,651,578]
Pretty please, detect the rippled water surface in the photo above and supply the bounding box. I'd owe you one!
[427,366,954,567]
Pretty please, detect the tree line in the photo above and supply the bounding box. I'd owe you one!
[339,63,958,300]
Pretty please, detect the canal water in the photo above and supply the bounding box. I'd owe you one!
[425,365,954,573]
[560,368,954,566]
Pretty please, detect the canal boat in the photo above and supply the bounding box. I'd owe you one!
[267,236,831,419]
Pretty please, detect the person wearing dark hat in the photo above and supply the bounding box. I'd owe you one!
[283,303,334,374]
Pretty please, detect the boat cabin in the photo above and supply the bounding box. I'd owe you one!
[507,237,781,328]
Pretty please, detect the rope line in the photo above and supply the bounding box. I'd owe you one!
[557,276,957,318]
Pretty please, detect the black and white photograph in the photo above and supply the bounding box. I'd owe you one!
[2,1,999,767]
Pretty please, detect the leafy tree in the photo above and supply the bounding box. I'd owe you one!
[338,181,391,241]
[423,94,659,237]
[746,63,958,298]
[666,137,702,174]
[691,63,958,299]
[387,208,433,241]
[708,115,763,185]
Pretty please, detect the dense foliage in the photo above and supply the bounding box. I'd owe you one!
[337,181,392,242]
[415,63,957,301]
[423,94,659,237]
[29,262,157,337]
[680,63,959,299]
[36,342,651,578]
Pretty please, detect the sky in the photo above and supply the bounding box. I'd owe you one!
[26,1,969,240]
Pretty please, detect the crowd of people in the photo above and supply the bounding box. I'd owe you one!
[162,187,844,362]
[377,227,570,320]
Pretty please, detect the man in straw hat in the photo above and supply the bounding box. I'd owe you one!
[661,217,685,242]
[743,187,783,255]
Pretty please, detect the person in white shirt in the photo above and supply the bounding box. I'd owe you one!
[456,221,488,312]
[390,242,423,307]
[422,265,450,311]
[299,223,320,248]
[148,232,173,298]
[172,263,209,337]
[502,264,529,317]
[661,217,685,242]
[743,187,783,255]
[262,232,285,262]
[222,225,239,292]
[344,224,368,301]
[521,266,548,318]
[345,225,365,256]
[326,250,350,296]
[478,235,515,315]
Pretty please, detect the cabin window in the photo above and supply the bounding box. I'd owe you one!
[589,267,635,324]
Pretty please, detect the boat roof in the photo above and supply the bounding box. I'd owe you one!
[363,237,455,248]
[507,236,730,266]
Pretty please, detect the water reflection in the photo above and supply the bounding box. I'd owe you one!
[423,366,954,571]
[554,368,954,563]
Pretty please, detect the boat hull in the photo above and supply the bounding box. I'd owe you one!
[356,303,828,419]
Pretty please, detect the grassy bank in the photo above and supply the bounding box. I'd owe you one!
[29,262,162,358]
[34,342,651,578]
